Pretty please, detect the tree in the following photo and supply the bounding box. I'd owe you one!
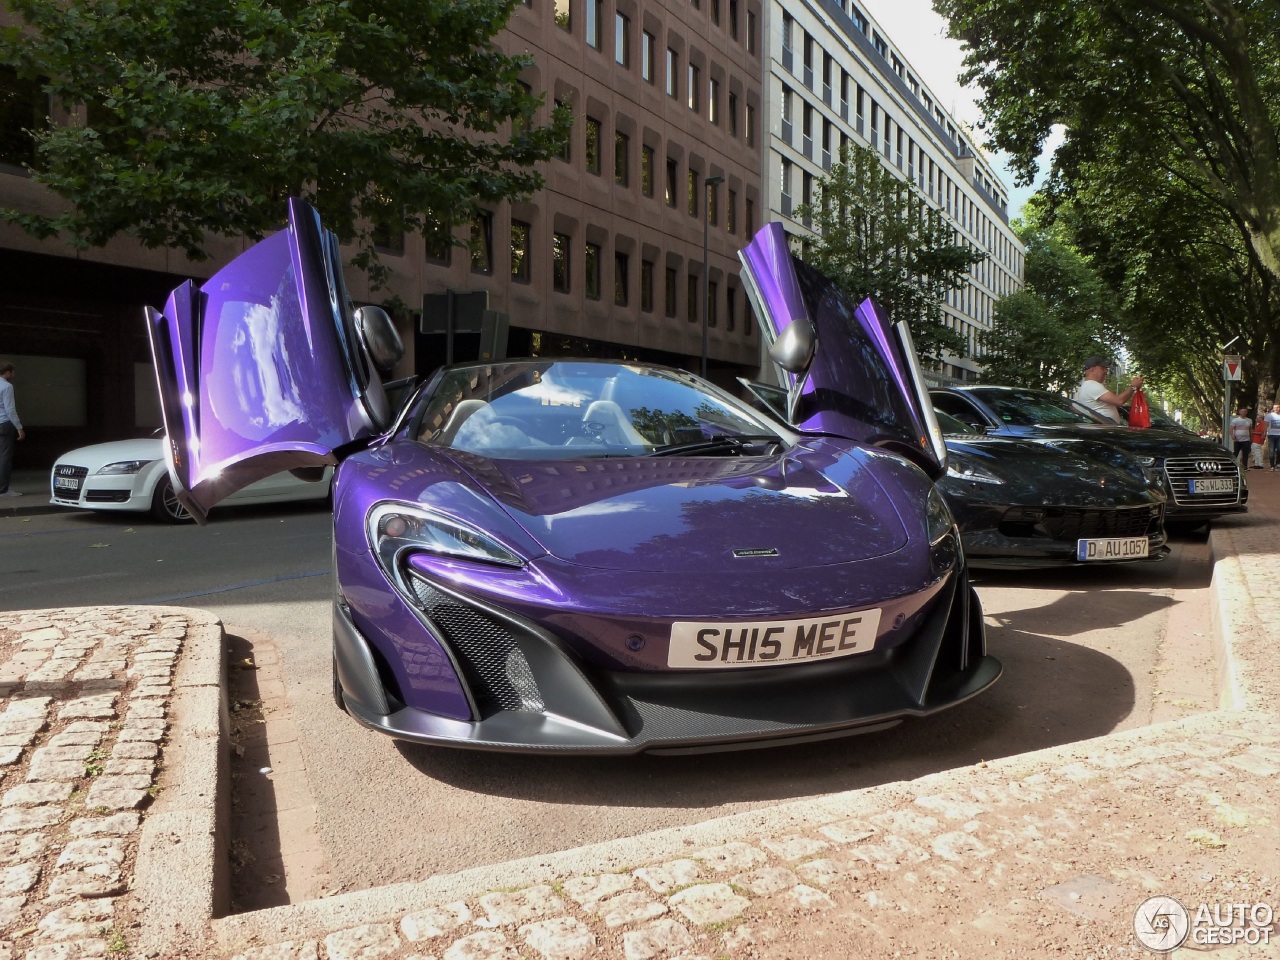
[794,143,985,363]
[979,210,1122,392]
[0,0,569,284]
[932,0,1280,287]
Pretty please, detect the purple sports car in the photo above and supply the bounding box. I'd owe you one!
[145,200,999,753]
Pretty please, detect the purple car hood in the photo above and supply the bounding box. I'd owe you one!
[395,441,910,572]
[738,223,947,480]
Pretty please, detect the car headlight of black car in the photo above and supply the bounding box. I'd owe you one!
[367,503,524,570]
[945,458,1004,485]
[95,459,156,476]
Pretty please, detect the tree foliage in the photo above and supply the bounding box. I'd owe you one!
[0,0,569,284]
[979,208,1122,392]
[794,143,985,363]
[932,0,1280,288]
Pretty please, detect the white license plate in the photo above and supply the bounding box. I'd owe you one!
[1076,537,1150,561]
[668,609,882,669]
[54,477,80,492]
[1189,477,1234,494]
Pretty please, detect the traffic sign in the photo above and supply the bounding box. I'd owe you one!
[1223,355,1242,381]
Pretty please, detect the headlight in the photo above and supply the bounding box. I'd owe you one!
[946,458,1004,485]
[95,460,155,476]
[367,503,522,568]
[925,486,955,545]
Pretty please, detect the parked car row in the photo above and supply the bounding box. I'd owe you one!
[52,203,1241,758]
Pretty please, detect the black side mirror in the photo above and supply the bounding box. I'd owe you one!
[354,306,404,374]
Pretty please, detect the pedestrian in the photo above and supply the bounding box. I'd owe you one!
[0,361,24,497]
[1267,403,1280,471]
[1073,355,1143,425]
[1251,414,1267,469]
[1230,407,1252,468]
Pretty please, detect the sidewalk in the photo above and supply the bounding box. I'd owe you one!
[0,469,60,518]
[0,480,1277,958]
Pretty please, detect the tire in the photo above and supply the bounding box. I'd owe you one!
[150,476,193,523]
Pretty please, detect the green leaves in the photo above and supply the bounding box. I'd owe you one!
[0,0,560,286]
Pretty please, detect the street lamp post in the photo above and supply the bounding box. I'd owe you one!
[701,174,725,380]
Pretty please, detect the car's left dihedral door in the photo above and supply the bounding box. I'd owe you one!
[146,199,388,523]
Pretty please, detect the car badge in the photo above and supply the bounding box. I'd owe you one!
[733,548,779,558]
[1196,460,1221,473]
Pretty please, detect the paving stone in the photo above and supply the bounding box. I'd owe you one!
[101,758,153,777]
[20,629,63,646]
[914,792,987,821]
[519,916,595,960]
[230,942,320,960]
[871,809,942,837]
[622,919,694,960]
[125,700,166,720]
[759,835,830,861]
[0,748,24,767]
[931,831,996,862]
[793,857,858,888]
[0,861,38,894]
[36,899,114,940]
[116,723,165,743]
[0,832,47,863]
[731,866,798,896]
[3,780,71,809]
[32,744,96,763]
[0,806,64,832]
[668,884,750,925]
[475,885,565,927]
[25,758,85,782]
[443,930,519,960]
[597,891,669,929]
[0,894,23,927]
[634,859,703,894]
[109,741,158,760]
[787,884,835,910]
[25,941,108,959]
[818,818,878,843]
[692,841,767,872]
[322,923,401,960]
[562,872,635,907]
[401,901,471,940]
[68,812,140,837]
[55,696,117,721]
[81,787,147,811]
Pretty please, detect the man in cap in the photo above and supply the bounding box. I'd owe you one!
[1073,355,1144,425]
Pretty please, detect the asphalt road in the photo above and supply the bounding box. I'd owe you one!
[0,504,1216,909]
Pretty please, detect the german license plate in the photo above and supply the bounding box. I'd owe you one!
[668,609,882,669]
[1189,477,1234,494]
[1076,537,1149,561]
[54,477,81,493]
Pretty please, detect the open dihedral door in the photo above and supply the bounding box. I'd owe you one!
[738,222,947,480]
[146,198,395,522]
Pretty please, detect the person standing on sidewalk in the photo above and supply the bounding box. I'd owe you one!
[0,362,24,497]
[1267,403,1280,471]
[1230,407,1253,468]
[1251,413,1268,469]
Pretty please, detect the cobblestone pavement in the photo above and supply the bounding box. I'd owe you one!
[3,480,1279,959]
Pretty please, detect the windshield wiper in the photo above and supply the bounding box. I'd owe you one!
[647,434,782,457]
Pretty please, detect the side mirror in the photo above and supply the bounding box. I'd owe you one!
[354,306,404,374]
[768,318,816,374]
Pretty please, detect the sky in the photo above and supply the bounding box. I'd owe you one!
[859,0,1059,221]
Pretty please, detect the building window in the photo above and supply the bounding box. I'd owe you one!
[687,64,699,111]
[555,99,572,161]
[707,281,718,328]
[708,78,719,124]
[425,218,452,264]
[470,212,493,274]
[666,49,678,98]
[745,197,754,235]
[729,0,738,38]
[745,103,755,146]
[372,203,405,255]
[687,170,698,217]
[554,0,571,31]
[553,232,571,292]
[665,157,678,207]
[641,145,654,197]
[615,12,629,66]
[726,286,736,332]
[585,116,601,174]
[585,242,601,299]
[614,252,629,306]
[642,31,655,82]
[614,132,629,185]
[727,189,737,234]
[711,0,720,25]
[0,67,48,170]
[687,274,699,323]
[586,0,602,48]
[747,10,756,54]
[728,92,738,137]
[641,260,655,312]
[511,220,531,282]
[707,180,719,226]
[665,267,677,317]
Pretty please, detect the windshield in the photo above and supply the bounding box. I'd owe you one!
[934,409,978,436]
[971,388,1101,426]
[413,360,783,459]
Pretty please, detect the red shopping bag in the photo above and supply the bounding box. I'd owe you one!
[1129,387,1151,429]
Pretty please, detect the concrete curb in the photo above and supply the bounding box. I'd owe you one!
[133,607,228,958]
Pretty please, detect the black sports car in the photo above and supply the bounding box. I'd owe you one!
[930,385,1246,525]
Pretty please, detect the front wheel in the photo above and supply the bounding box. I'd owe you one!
[150,476,193,523]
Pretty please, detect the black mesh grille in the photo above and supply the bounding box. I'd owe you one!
[1040,503,1163,540]
[1164,456,1241,506]
[407,574,544,715]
